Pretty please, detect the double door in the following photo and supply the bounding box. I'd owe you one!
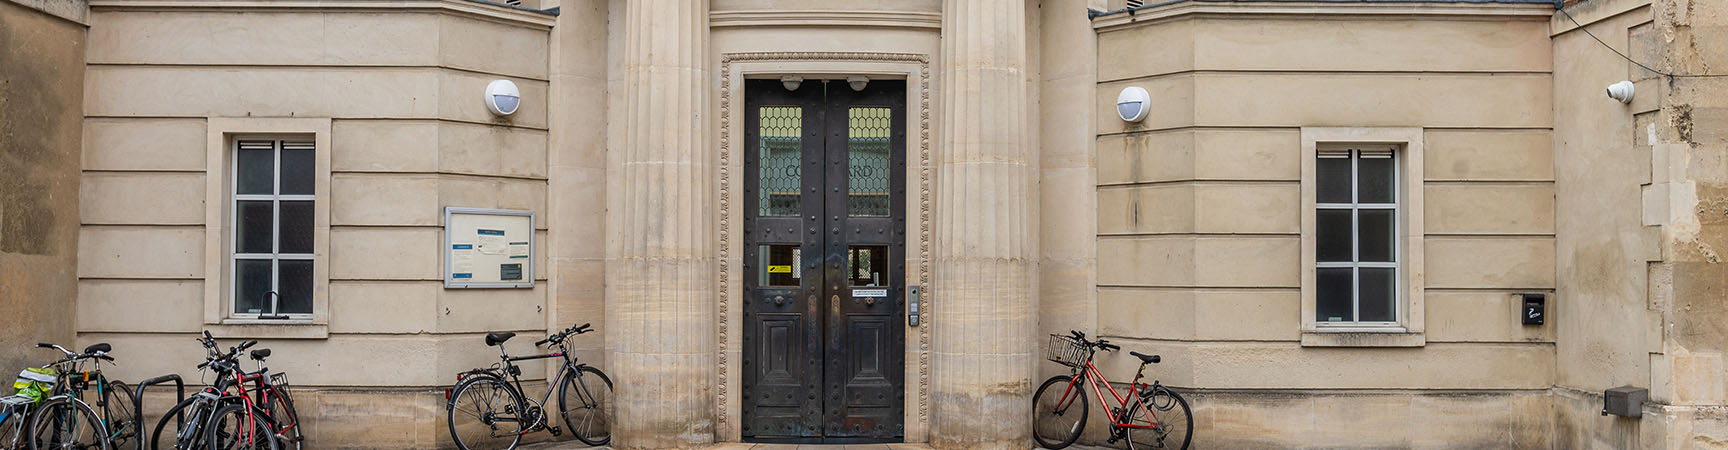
[741,78,906,441]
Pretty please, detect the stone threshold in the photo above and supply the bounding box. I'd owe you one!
[520,442,1112,450]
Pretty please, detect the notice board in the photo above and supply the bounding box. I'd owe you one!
[444,207,535,288]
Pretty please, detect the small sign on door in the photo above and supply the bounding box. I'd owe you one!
[852,288,888,298]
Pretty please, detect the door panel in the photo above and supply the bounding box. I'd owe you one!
[743,78,906,441]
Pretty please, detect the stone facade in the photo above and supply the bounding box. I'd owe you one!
[0,0,1725,448]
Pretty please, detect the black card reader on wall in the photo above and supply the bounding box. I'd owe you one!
[1521,293,1545,325]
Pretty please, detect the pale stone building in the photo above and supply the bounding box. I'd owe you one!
[3,0,1727,448]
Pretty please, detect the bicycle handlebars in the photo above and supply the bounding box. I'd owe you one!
[1065,330,1119,352]
[534,323,594,347]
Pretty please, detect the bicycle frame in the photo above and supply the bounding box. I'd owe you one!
[1055,359,1162,431]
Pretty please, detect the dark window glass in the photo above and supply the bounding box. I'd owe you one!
[1358,156,1395,204]
[237,201,274,253]
[1358,268,1396,322]
[234,259,273,315]
[279,201,314,254]
[1317,209,1351,262]
[1317,157,1351,203]
[237,146,275,195]
[277,260,314,314]
[848,245,889,287]
[758,244,801,287]
[280,147,315,195]
[1317,268,1353,322]
[1358,209,1395,262]
[847,107,893,217]
[758,106,803,216]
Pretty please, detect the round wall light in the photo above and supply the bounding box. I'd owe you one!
[485,80,521,116]
[1117,86,1150,123]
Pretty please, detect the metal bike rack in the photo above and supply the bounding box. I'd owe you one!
[133,374,185,450]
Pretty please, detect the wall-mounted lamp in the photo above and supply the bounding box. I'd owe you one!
[1607,80,1635,104]
[1117,86,1150,123]
[781,75,804,91]
[847,76,869,92]
[484,80,521,116]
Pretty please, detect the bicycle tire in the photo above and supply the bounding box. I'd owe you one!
[149,395,209,450]
[556,366,613,446]
[1031,375,1088,450]
[446,374,525,450]
[1123,386,1192,450]
[104,381,138,450]
[203,404,277,450]
[27,397,111,450]
[261,388,300,450]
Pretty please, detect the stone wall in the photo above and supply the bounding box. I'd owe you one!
[1552,0,1728,446]
[0,0,86,381]
[73,3,556,448]
[1090,3,1558,448]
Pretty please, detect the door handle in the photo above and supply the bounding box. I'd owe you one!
[865,297,876,307]
[773,295,786,306]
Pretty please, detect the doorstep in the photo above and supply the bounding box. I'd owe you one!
[520,442,1110,450]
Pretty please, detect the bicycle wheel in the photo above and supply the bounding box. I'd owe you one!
[1123,386,1192,450]
[446,375,524,450]
[27,397,110,450]
[1031,375,1088,450]
[102,382,137,450]
[203,405,276,450]
[261,389,300,450]
[149,396,207,450]
[556,366,613,446]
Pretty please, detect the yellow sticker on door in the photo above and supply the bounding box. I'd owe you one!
[767,265,792,273]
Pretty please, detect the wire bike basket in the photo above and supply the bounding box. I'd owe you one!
[1046,334,1088,368]
[269,372,295,407]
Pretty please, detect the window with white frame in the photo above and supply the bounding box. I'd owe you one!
[1315,145,1398,324]
[232,139,315,318]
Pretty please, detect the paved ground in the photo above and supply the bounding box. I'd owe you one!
[521,442,1112,450]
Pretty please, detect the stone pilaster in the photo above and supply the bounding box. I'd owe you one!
[930,1,1036,449]
[605,1,714,448]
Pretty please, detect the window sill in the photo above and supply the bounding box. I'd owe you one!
[1301,329,1424,347]
[206,321,329,340]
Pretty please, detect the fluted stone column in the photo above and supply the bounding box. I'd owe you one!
[930,1,1036,449]
[605,1,713,448]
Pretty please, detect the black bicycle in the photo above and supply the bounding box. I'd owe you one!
[445,323,612,450]
[26,342,135,450]
[148,332,278,450]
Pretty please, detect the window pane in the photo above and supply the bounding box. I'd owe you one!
[847,107,892,217]
[279,201,314,254]
[277,260,313,315]
[848,245,889,287]
[758,106,803,216]
[237,145,274,195]
[280,145,315,195]
[237,200,274,253]
[1317,209,1351,262]
[1317,268,1353,322]
[234,259,273,315]
[1358,209,1395,262]
[758,244,801,287]
[1358,156,1395,204]
[1317,156,1351,204]
[1359,268,1396,322]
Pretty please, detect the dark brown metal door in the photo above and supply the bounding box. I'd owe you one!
[743,78,906,441]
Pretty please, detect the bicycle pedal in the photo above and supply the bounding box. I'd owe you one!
[547,425,562,437]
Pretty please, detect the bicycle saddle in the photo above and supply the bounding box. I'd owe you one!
[486,332,516,347]
[1130,351,1161,364]
[84,343,112,354]
[250,348,271,360]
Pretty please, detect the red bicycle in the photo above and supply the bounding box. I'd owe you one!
[1032,330,1192,450]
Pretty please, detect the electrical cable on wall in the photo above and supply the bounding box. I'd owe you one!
[1556,6,1728,78]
